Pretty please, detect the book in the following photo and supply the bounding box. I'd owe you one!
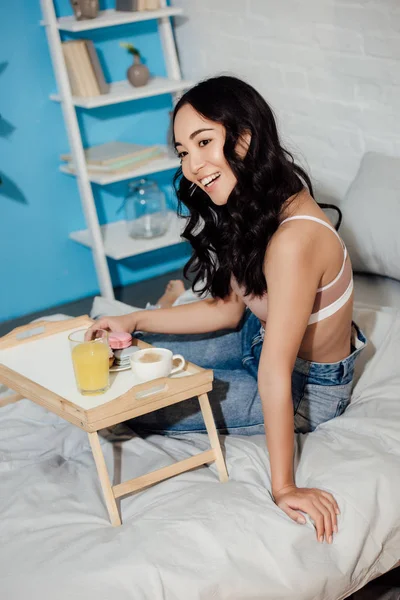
[62,40,92,97]
[64,153,166,175]
[63,41,86,96]
[69,148,166,172]
[84,40,109,95]
[71,41,93,97]
[61,141,165,166]
[62,40,108,98]
[76,40,100,97]
[62,43,81,96]
[145,0,160,9]
[116,0,139,10]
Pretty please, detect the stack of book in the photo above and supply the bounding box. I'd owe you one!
[62,39,109,98]
[61,141,167,175]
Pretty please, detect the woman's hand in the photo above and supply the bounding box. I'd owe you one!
[85,313,138,341]
[273,484,340,543]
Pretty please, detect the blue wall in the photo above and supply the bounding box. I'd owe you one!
[0,0,190,323]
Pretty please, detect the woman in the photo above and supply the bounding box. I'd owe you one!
[87,76,367,544]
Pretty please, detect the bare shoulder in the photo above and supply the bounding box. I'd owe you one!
[265,223,326,283]
[266,219,318,267]
[265,189,330,274]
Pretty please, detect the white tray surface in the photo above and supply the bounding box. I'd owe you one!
[0,327,198,411]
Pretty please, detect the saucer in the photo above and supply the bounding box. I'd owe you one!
[110,364,131,373]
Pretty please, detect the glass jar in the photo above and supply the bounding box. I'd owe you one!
[123,179,169,239]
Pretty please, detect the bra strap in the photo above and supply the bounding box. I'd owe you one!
[280,215,348,292]
[280,215,341,242]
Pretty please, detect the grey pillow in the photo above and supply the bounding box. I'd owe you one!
[339,152,400,281]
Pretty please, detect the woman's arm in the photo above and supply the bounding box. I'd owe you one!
[86,290,246,339]
[258,370,295,493]
[135,292,245,334]
[259,226,339,543]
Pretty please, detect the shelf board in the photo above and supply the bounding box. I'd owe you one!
[50,77,192,109]
[42,7,183,32]
[60,148,180,185]
[69,211,186,260]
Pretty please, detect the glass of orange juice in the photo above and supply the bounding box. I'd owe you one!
[68,329,110,395]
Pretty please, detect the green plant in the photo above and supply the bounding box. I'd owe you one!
[120,42,141,59]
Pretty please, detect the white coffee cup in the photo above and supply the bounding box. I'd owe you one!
[130,348,186,382]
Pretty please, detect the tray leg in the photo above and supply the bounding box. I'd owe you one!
[0,391,24,408]
[88,431,121,527]
[198,393,229,483]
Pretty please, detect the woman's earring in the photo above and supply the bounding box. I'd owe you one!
[189,182,197,197]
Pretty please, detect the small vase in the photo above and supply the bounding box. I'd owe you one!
[127,55,150,88]
[70,0,99,20]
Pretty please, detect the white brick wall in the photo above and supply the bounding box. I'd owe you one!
[172,0,400,203]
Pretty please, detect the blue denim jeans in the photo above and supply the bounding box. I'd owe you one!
[129,310,367,436]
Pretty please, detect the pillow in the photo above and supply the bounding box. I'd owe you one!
[90,296,142,319]
[90,287,204,320]
[339,152,400,281]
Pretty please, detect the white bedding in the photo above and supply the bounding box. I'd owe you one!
[1,290,400,599]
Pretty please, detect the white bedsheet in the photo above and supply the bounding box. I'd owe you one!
[354,274,400,310]
[0,301,399,600]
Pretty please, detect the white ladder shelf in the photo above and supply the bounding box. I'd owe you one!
[40,1,191,300]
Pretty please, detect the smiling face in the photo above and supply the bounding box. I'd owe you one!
[174,104,242,206]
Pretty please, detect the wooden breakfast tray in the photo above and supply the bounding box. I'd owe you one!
[0,316,228,525]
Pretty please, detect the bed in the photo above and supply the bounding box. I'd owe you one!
[1,153,399,599]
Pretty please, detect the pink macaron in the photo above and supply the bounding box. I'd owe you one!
[108,331,132,350]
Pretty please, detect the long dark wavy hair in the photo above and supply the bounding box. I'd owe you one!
[171,75,342,299]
